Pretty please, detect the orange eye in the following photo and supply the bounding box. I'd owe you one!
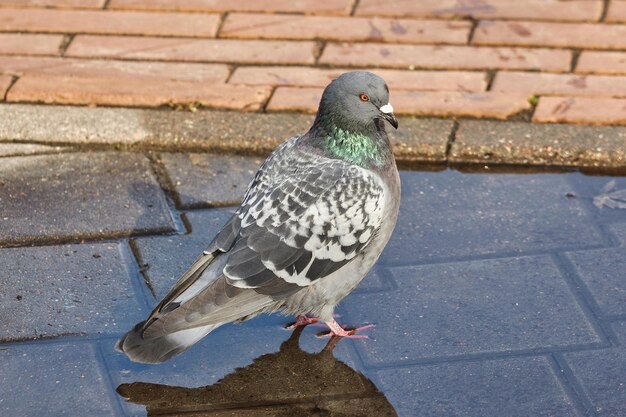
[359,93,369,102]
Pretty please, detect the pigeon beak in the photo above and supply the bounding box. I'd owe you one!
[379,103,398,129]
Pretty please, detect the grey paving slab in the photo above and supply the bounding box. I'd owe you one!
[0,342,117,416]
[563,321,626,417]
[0,242,146,341]
[0,104,450,164]
[452,120,626,168]
[0,143,66,157]
[374,356,578,417]
[567,173,626,224]
[0,151,175,246]
[381,170,605,264]
[565,223,626,318]
[158,153,263,208]
[339,255,600,365]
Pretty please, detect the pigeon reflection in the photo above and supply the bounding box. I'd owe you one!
[117,326,397,416]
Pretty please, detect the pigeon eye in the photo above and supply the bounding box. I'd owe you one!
[359,93,369,102]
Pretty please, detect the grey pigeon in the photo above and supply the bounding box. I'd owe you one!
[116,71,401,364]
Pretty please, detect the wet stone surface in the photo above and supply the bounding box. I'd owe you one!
[158,153,262,209]
[342,255,601,365]
[0,242,148,341]
[0,342,118,416]
[0,152,175,247]
[1,163,626,416]
[381,170,606,264]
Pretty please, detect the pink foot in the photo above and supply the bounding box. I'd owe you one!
[317,318,375,339]
[285,314,319,329]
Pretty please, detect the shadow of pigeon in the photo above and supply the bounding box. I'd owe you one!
[116,326,397,416]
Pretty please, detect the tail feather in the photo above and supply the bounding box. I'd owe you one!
[115,321,220,364]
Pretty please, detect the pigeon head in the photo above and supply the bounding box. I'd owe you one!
[315,71,398,134]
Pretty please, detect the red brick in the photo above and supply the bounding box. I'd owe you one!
[355,0,603,22]
[576,51,626,75]
[229,66,486,92]
[319,43,571,72]
[220,13,470,44]
[606,1,626,23]
[0,0,105,8]
[66,36,317,65]
[0,33,63,56]
[533,96,626,125]
[108,0,353,15]
[0,74,11,99]
[0,56,229,82]
[0,8,220,37]
[473,20,626,50]
[7,73,271,110]
[492,72,626,98]
[268,87,530,119]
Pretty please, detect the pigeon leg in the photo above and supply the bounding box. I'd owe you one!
[319,318,375,339]
[285,314,319,329]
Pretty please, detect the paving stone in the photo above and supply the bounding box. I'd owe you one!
[66,36,317,65]
[0,56,230,82]
[373,356,578,417]
[220,13,471,44]
[563,321,626,417]
[320,43,571,72]
[0,33,63,56]
[0,74,10,98]
[0,8,221,37]
[452,120,626,168]
[381,170,605,264]
[229,66,487,92]
[567,174,626,224]
[108,0,354,15]
[577,51,626,75]
[158,153,263,209]
[0,0,105,7]
[269,87,531,119]
[0,152,174,246]
[533,96,626,125]
[0,143,66,156]
[473,20,626,50]
[565,223,626,318]
[8,74,272,110]
[0,104,315,152]
[0,342,117,416]
[491,71,626,98]
[607,0,626,23]
[0,242,146,340]
[356,0,603,22]
[341,255,600,365]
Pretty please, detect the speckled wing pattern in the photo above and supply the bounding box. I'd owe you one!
[218,138,386,292]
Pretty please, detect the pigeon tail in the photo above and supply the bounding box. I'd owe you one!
[115,321,221,364]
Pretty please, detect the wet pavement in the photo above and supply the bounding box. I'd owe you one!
[1,151,625,416]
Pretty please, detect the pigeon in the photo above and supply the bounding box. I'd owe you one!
[116,71,401,364]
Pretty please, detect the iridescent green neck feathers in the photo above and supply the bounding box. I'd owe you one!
[321,124,384,167]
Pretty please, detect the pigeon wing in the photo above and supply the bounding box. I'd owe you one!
[224,156,386,293]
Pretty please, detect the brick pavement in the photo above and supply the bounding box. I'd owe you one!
[0,0,625,124]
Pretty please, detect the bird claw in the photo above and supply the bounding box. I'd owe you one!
[316,323,375,339]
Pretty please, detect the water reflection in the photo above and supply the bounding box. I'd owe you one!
[117,326,397,416]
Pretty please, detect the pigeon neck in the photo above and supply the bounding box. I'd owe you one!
[308,119,390,168]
